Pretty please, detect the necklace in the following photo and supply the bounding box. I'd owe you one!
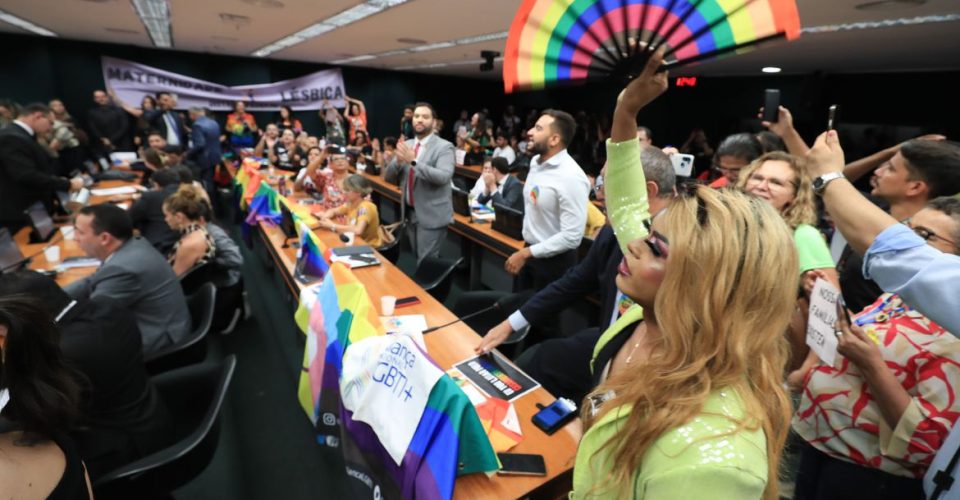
[625,341,642,365]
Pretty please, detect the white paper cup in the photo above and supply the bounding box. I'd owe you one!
[43,245,61,264]
[343,231,355,246]
[381,295,397,316]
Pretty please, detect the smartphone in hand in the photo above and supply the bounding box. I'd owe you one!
[763,89,780,123]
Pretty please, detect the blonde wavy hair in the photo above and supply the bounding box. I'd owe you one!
[736,151,817,229]
[582,186,797,500]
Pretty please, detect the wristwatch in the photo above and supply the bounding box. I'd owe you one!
[812,172,845,195]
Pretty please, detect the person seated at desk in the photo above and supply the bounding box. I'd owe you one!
[128,167,181,254]
[135,146,165,187]
[162,184,216,277]
[318,174,382,247]
[268,128,305,172]
[295,145,350,212]
[0,271,173,480]
[65,204,190,356]
[0,297,93,499]
[469,157,524,212]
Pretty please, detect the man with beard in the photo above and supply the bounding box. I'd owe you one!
[834,139,960,312]
[505,109,590,292]
[385,102,456,264]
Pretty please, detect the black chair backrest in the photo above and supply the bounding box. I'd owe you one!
[145,283,215,373]
[94,355,237,498]
[413,256,463,303]
[376,224,404,265]
[179,262,214,295]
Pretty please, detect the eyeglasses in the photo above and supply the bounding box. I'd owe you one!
[593,174,604,195]
[745,173,797,191]
[712,160,746,174]
[907,221,958,248]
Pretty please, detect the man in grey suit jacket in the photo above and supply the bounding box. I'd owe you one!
[385,102,455,264]
[64,204,191,356]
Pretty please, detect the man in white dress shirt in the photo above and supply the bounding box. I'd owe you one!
[492,132,516,165]
[505,109,589,291]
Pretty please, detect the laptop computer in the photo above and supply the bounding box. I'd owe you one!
[25,202,55,243]
[491,202,524,241]
[451,187,470,217]
[280,202,297,239]
[0,228,26,273]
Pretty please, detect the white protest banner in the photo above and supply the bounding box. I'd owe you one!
[101,56,345,111]
[807,278,840,367]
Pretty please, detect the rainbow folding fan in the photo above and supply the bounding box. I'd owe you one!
[503,0,801,93]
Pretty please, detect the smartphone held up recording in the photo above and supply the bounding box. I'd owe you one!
[827,104,839,131]
[762,89,780,123]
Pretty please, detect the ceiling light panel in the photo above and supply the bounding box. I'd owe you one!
[0,8,57,37]
[251,0,410,57]
[131,0,171,48]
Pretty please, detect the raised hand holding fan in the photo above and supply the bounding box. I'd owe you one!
[502,0,801,93]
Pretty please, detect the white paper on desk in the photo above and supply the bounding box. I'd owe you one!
[806,279,840,367]
[90,186,138,196]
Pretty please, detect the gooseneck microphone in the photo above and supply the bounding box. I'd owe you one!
[422,300,502,335]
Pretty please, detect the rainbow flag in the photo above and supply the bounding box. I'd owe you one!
[296,222,331,281]
[294,264,499,499]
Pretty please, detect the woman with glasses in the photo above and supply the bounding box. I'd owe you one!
[736,152,839,369]
[790,196,960,499]
[571,47,795,500]
[294,145,349,212]
[705,132,763,188]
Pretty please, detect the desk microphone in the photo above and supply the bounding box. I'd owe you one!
[422,299,503,335]
[1,231,65,273]
[339,233,350,243]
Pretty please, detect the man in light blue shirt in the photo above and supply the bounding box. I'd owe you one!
[807,130,960,335]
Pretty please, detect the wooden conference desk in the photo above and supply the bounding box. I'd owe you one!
[258,194,580,499]
[14,179,142,287]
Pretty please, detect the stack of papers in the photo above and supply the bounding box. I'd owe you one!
[90,186,138,197]
[57,257,101,270]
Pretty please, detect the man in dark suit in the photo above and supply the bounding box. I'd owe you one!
[385,102,456,264]
[0,103,84,230]
[477,156,524,212]
[129,168,181,254]
[186,106,222,199]
[64,204,191,356]
[476,145,676,402]
[0,270,174,479]
[143,91,186,148]
[87,89,132,154]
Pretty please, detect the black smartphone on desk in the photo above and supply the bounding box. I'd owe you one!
[497,453,546,476]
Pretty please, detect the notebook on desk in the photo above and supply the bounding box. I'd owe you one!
[330,245,381,268]
[491,203,524,241]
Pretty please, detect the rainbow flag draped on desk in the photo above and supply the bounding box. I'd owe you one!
[293,263,498,500]
[233,159,282,246]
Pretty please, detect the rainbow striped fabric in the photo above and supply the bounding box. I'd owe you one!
[236,160,501,498]
[291,264,499,499]
[503,0,801,92]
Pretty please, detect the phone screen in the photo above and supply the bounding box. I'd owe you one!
[497,453,547,476]
[763,89,780,123]
[836,295,852,326]
[827,105,839,131]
